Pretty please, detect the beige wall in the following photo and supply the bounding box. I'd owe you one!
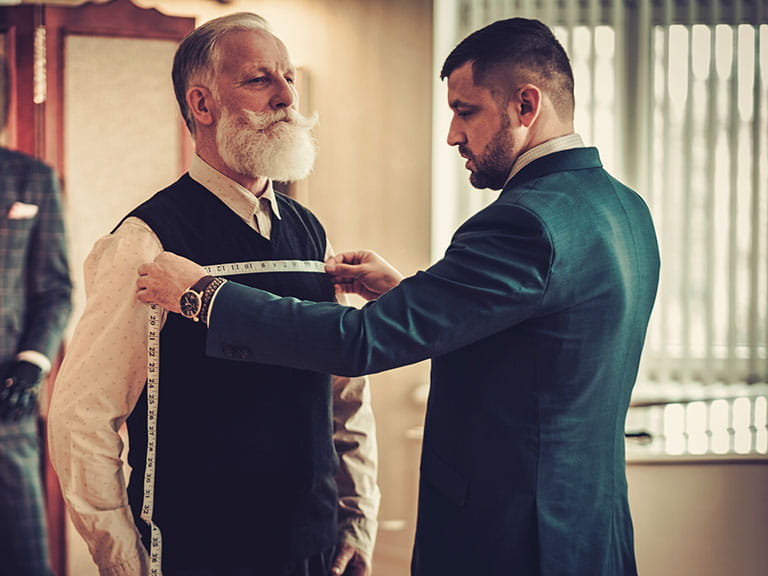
[628,459,768,576]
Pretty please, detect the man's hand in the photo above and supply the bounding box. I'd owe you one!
[137,251,208,313]
[325,250,404,302]
[330,540,371,576]
[0,360,43,421]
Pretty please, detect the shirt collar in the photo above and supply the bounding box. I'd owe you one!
[188,155,282,224]
[504,133,585,186]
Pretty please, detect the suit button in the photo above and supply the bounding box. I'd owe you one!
[223,344,251,360]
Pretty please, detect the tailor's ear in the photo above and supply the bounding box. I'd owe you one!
[515,83,543,128]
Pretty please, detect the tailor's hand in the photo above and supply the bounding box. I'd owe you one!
[137,251,208,313]
[0,360,43,421]
[325,250,404,302]
[330,540,371,576]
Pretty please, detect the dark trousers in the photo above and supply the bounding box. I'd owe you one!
[169,545,336,576]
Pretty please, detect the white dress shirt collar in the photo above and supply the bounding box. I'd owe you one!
[188,155,282,236]
[505,133,585,186]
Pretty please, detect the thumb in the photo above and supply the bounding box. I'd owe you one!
[326,261,364,279]
[324,256,338,274]
[330,545,354,576]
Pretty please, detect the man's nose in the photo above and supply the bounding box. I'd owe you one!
[446,118,464,147]
[270,76,296,110]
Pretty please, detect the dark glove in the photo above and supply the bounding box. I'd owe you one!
[0,360,43,421]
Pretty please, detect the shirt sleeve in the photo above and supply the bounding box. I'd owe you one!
[326,241,381,559]
[332,373,380,560]
[48,217,163,576]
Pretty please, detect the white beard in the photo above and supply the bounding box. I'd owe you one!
[216,107,318,182]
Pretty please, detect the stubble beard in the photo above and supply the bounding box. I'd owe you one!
[465,114,515,190]
[216,107,319,182]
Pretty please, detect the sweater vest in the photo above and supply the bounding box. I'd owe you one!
[123,175,338,571]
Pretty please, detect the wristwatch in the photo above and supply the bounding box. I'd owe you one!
[179,275,215,322]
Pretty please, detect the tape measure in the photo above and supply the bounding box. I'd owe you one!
[143,303,162,574]
[142,259,326,574]
[202,259,325,276]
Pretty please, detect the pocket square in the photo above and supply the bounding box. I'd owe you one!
[7,201,39,219]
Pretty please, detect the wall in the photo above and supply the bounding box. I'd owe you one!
[628,459,768,576]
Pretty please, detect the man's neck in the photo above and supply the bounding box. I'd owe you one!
[523,115,575,154]
[197,149,268,197]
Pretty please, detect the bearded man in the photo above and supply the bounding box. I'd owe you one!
[48,13,379,576]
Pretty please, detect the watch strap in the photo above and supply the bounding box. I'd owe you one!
[189,275,215,294]
[199,277,226,325]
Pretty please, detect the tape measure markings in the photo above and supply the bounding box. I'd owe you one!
[202,259,325,276]
[143,303,162,575]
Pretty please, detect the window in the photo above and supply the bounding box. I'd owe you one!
[433,0,768,456]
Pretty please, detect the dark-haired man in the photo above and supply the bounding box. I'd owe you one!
[138,18,659,576]
[50,13,378,576]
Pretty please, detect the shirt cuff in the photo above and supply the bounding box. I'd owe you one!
[15,350,51,373]
[338,514,378,562]
[97,548,149,576]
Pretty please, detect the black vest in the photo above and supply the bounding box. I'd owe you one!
[124,175,338,571]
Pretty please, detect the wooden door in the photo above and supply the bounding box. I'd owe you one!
[0,2,194,573]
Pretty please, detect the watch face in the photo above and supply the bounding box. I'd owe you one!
[180,290,201,319]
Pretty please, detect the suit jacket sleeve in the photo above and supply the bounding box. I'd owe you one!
[20,164,73,362]
[207,202,552,377]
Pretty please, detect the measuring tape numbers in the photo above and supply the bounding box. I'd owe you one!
[142,259,326,574]
[143,302,162,575]
[202,259,326,276]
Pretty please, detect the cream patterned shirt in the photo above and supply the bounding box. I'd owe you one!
[48,156,380,576]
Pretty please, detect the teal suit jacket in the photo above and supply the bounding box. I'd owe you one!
[207,148,660,575]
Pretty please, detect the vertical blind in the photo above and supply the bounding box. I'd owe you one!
[433,0,768,455]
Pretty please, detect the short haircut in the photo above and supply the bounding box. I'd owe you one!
[172,12,271,135]
[440,18,574,120]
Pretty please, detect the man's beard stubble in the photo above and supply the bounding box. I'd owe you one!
[216,107,319,182]
[464,113,515,191]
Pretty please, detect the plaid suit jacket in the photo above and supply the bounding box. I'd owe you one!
[0,147,72,367]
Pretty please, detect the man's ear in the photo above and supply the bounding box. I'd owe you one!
[187,86,215,128]
[515,84,542,128]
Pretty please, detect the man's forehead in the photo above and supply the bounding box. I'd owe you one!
[447,62,491,105]
[219,29,294,72]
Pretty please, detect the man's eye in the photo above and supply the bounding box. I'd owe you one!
[248,77,267,84]
[285,76,295,85]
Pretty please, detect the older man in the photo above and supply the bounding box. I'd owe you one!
[49,13,378,576]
